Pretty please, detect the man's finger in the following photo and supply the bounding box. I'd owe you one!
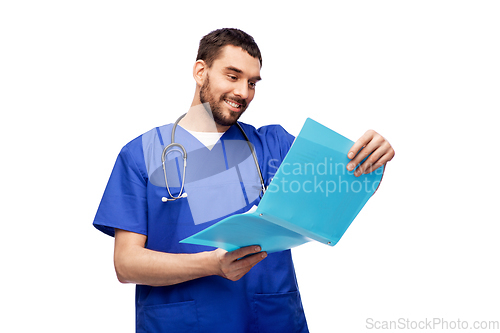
[348,130,375,160]
[353,142,387,175]
[225,245,262,262]
[348,136,383,173]
[223,251,267,281]
[359,143,395,175]
[237,251,267,267]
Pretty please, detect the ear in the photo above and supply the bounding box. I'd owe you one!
[193,60,207,87]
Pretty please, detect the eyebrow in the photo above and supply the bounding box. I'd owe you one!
[224,66,262,81]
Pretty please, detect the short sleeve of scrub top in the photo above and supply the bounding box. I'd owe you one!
[93,137,148,237]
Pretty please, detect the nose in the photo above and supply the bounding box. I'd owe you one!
[233,81,250,100]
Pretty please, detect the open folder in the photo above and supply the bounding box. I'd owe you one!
[180,118,384,253]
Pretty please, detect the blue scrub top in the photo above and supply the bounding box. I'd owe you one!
[93,122,309,333]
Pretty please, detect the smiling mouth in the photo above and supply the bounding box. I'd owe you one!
[224,99,243,110]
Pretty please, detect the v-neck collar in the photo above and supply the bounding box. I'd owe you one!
[174,123,240,151]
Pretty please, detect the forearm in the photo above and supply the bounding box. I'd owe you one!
[114,230,217,287]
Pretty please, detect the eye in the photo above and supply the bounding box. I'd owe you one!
[228,75,237,81]
[249,81,257,89]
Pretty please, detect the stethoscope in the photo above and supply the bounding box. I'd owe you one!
[161,113,266,202]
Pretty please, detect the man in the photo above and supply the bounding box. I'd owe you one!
[94,28,394,332]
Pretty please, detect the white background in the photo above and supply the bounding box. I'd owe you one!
[1,1,499,332]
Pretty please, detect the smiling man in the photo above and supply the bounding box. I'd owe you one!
[180,38,262,131]
[196,45,260,127]
[93,28,394,333]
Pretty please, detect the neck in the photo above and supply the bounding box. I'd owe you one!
[178,103,229,133]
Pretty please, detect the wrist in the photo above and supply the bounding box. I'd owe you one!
[205,249,224,277]
[198,250,219,277]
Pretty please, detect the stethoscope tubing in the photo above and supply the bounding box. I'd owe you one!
[235,122,266,196]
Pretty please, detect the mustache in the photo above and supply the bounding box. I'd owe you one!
[221,94,247,109]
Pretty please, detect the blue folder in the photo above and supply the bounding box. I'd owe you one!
[180,118,384,253]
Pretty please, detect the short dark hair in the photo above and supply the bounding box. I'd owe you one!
[196,28,262,68]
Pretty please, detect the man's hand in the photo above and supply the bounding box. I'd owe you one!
[114,230,267,286]
[347,130,395,177]
[212,246,267,281]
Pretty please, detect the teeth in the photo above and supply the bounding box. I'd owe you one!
[225,100,240,108]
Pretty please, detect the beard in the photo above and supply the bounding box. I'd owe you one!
[199,76,248,127]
